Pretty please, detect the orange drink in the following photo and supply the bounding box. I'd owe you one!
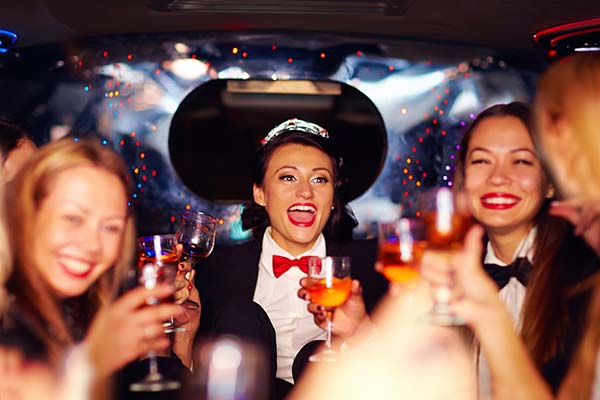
[377,218,426,284]
[305,276,352,308]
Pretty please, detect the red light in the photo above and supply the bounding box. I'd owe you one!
[127,54,133,60]
[287,57,293,64]
[242,51,248,58]
[103,51,108,58]
[320,52,326,59]
[272,45,277,50]
[549,49,558,57]
[356,50,362,57]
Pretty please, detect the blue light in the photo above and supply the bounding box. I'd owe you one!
[73,137,79,142]
[0,30,18,53]
[101,139,108,145]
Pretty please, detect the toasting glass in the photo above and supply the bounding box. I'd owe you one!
[137,234,182,333]
[306,256,352,362]
[175,211,217,269]
[419,187,472,325]
[129,260,181,392]
[377,218,427,285]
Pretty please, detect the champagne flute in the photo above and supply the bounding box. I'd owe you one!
[129,261,181,392]
[419,187,472,325]
[305,256,352,363]
[377,218,427,285]
[137,234,183,333]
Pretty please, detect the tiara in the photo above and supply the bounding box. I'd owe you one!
[261,118,329,145]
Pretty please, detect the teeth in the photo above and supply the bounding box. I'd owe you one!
[289,205,316,212]
[483,197,517,205]
[61,258,92,274]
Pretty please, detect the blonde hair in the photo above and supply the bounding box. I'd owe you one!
[535,53,600,198]
[6,138,135,363]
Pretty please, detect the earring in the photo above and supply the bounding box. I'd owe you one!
[331,205,335,210]
[546,185,555,199]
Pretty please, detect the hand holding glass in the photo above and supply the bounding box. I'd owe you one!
[420,187,471,325]
[305,256,352,362]
[129,253,181,392]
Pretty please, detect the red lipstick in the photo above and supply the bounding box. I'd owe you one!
[480,193,521,210]
[287,202,317,227]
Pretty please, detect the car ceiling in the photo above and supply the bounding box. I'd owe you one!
[1,0,598,53]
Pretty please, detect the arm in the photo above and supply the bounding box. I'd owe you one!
[421,225,553,400]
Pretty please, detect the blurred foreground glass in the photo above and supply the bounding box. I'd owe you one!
[306,256,352,362]
[377,218,426,285]
[190,336,269,400]
[129,261,181,392]
[419,187,472,325]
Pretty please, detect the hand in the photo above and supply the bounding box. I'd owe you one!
[298,278,370,340]
[84,284,183,378]
[550,199,600,256]
[172,269,200,369]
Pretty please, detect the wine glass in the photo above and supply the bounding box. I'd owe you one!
[137,234,183,333]
[419,187,472,326]
[129,261,181,392]
[305,256,352,362]
[377,218,427,285]
[188,336,269,400]
[175,210,217,269]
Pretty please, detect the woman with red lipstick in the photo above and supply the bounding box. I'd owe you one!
[427,102,598,395]
[0,138,189,393]
[196,118,387,399]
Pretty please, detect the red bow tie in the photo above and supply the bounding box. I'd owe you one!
[272,255,313,278]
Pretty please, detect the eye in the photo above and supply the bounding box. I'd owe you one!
[469,158,490,165]
[102,223,124,234]
[63,214,83,225]
[279,174,296,182]
[514,159,534,166]
[312,176,329,184]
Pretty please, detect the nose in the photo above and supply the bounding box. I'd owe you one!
[82,223,102,256]
[296,179,314,199]
[487,161,511,186]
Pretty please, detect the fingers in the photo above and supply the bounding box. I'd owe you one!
[420,250,454,287]
[374,261,383,273]
[116,284,175,311]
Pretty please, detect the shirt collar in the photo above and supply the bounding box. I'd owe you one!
[485,227,536,266]
[259,227,327,278]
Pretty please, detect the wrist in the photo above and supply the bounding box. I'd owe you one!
[345,316,375,347]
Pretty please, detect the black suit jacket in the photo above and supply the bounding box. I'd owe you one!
[196,238,388,336]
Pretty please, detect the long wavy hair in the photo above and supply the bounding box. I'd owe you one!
[456,102,596,390]
[534,53,600,400]
[241,130,357,244]
[5,138,136,363]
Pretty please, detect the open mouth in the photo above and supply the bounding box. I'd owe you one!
[60,258,94,278]
[287,203,317,227]
[480,193,520,209]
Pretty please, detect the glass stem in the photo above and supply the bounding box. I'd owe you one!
[148,351,160,377]
[325,310,334,350]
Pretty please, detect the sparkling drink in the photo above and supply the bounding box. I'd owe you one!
[378,240,426,283]
[422,211,472,250]
[305,277,352,308]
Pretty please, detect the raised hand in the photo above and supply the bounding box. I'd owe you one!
[550,198,600,256]
[84,284,182,378]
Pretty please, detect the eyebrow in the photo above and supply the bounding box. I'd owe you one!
[469,147,537,156]
[63,201,127,220]
[274,165,333,175]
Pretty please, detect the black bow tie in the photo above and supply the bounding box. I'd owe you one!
[483,257,532,290]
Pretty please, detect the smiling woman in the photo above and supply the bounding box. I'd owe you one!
[1,138,185,390]
[196,118,387,399]
[441,102,600,394]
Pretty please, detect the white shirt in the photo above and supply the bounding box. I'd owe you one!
[478,228,536,398]
[252,227,326,383]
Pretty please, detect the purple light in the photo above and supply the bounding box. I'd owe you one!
[460,121,466,126]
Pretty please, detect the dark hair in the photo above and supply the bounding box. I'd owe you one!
[455,102,533,189]
[456,102,597,384]
[0,118,34,159]
[241,130,357,244]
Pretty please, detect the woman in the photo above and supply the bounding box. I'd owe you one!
[1,138,187,391]
[196,118,387,399]
[534,53,600,399]
[423,102,598,395]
